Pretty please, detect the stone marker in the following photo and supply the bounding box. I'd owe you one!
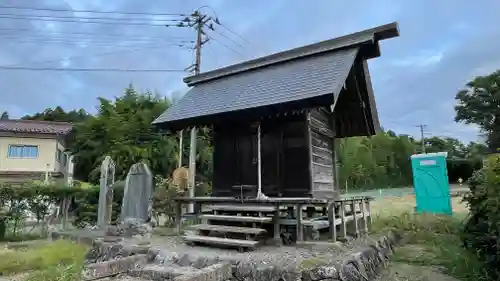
[97,156,116,228]
[120,162,153,222]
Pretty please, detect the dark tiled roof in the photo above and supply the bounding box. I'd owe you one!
[153,22,399,127]
[155,48,358,125]
[0,119,73,135]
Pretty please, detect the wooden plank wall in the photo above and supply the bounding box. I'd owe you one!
[308,108,339,199]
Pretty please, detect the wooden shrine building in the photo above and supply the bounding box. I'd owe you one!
[152,22,399,249]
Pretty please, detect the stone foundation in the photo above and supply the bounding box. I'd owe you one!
[53,229,402,281]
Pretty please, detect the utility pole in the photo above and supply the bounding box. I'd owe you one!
[415,124,427,154]
[186,11,210,213]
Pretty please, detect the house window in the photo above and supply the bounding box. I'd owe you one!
[8,145,39,158]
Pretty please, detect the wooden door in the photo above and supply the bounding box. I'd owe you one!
[236,125,258,186]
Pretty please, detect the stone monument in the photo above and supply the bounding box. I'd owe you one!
[97,156,116,228]
[120,162,153,222]
[106,162,153,238]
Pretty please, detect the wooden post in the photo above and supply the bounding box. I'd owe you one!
[178,130,183,168]
[273,204,281,245]
[296,203,303,242]
[366,199,373,228]
[188,127,197,213]
[327,202,336,242]
[361,198,368,233]
[350,200,359,237]
[194,202,201,225]
[339,201,346,239]
[175,201,182,236]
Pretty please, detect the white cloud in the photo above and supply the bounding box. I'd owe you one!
[391,51,444,68]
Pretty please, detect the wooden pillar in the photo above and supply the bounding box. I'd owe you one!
[366,199,373,228]
[339,201,346,239]
[178,130,183,168]
[188,127,197,213]
[175,201,182,236]
[257,122,263,198]
[350,200,359,237]
[194,202,201,225]
[273,204,282,245]
[360,198,368,233]
[327,202,336,242]
[296,203,303,242]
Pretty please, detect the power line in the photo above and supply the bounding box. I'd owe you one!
[0,5,189,16]
[0,27,192,40]
[0,34,194,45]
[0,66,186,72]
[206,35,245,57]
[210,28,246,49]
[0,15,189,27]
[0,13,186,22]
[3,40,192,50]
[217,22,253,46]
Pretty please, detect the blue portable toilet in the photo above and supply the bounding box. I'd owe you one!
[410,152,452,215]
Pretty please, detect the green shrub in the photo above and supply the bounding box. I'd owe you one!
[462,154,500,279]
[72,181,124,227]
[375,212,488,281]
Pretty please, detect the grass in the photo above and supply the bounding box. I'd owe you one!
[0,239,87,281]
[371,195,489,281]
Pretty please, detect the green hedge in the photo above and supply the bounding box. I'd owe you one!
[72,181,124,227]
[0,182,125,236]
[462,154,500,280]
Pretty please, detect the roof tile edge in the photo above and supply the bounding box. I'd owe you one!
[184,22,399,86]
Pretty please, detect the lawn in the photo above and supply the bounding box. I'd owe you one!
[371,195,489,281]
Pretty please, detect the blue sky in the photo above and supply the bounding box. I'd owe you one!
[1,0,499,143]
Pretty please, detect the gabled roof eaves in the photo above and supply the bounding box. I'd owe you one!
[184,22,399,87]
[153,48,359,125]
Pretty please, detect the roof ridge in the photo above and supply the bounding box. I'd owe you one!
[183,22,399,86]
[0,119,73,125]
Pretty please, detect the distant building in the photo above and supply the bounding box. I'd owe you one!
[0,119,74,184]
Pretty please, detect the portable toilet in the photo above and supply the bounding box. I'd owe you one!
[410,152,452,215]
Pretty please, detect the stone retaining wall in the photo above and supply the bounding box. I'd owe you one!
[301,231,400,281]
[61,230,402,281]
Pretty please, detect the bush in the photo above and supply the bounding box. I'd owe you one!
[462,154,500,280]
[72,181,124,227]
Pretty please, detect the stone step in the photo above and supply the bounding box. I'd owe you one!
[208,204,277,212]
[200,214,272,223]
[188,224,266,235]
[184,235,259,248]
[129,264,195,281]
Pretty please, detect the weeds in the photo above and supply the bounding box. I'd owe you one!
[0,239,87,280]
[373,212,489,281]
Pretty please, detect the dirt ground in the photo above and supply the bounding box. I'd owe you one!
[371,195,468,217]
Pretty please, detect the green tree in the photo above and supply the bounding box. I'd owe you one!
[22,106,90,123]
[0,111,8,120]
[455,70,500,152]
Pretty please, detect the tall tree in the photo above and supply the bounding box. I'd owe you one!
[69,84,213,184]
[22,106,91,123]
[0,111,8,120]
[455,70,500,153]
